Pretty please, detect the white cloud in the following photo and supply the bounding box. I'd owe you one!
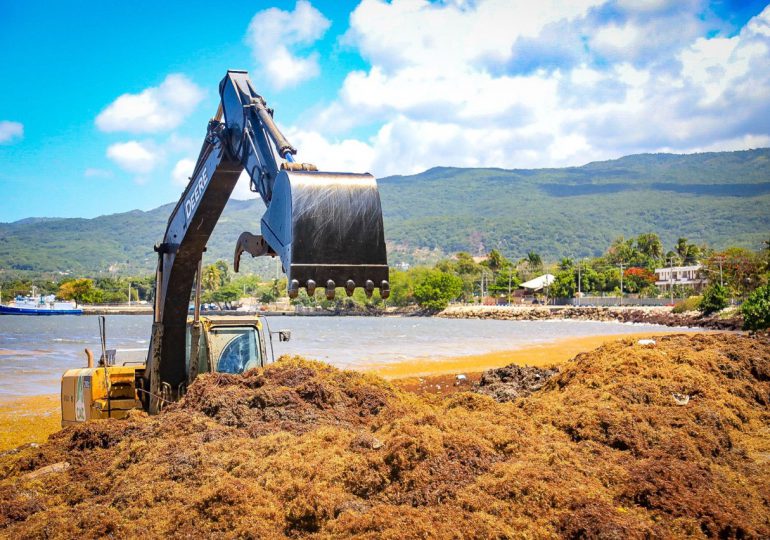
[291,1,770,176]
[592,22,642,52]
[659,134,770,154]
[96,74,204,133]
[285,128,377,173]
[106,141,162,175]
[171,158,195,186]
[0,121,23,144]
[232,171,259,200]
[245,1,330,89]
[345,0,601,72]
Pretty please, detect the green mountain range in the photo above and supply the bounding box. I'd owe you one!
[2,149,769,276]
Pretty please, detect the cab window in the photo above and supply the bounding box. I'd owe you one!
[208,326,261,374]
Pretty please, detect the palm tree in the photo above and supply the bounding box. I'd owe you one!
[202,264,221,292]
[527,251,543,274]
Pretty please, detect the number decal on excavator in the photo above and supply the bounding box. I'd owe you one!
[75,373,88,422]
[184,167,210,222]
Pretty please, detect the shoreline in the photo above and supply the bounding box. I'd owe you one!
[37,304,743,331]
[0,394,60,452]
[0,329,711,452]
[370,329,706,379]
[438,305,742,330]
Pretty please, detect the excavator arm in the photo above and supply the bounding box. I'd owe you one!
[144,70,388,412]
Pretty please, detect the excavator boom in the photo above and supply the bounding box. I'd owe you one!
[144,70,389,412]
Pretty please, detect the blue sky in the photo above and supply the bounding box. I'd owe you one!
[1,0,769,222]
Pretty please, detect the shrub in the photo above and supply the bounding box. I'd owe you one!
[742,284,770,332]
[698,284,729,315]
[672,296,701,313]
[413,269,463,311]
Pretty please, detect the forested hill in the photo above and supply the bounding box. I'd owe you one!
[2,149,769,276]
[380,148,770,262]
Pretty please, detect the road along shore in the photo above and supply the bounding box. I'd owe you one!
[439,305,742,330]
[80,304,743,330]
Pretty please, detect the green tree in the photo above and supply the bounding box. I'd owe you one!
[413,269,462,311]
[607,236,636,264]
[488,269,520,297]
[57,278,102,304]
[455,252,481,275]
[257,279,281,304]
[525,252,543,275]
[214,260,231,285]
[741,284,770,332]
[716,247,762,297]
[558,258,574,271]
[230,274,261,296]
[636,232,663,261]
[622,267,657,294]
[550,270,576,298]
[388,268,420,307]
[698,283,728,315]
[675,237,701,265]
[202,264,222,292]
[485,249,510,272]
[205,283,241,309]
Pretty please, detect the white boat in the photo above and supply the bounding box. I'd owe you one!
[0,294,82,315]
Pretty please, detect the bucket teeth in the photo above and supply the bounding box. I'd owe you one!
[288,279,300,299]
[288,277,389,300]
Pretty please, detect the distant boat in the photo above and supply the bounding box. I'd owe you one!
[0,294,83,315]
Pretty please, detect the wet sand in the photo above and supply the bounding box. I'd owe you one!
[370,330,699,379]
[0,394,60,452]
[0,330,705,451]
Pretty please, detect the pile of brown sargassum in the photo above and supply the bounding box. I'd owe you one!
[1,334,768,538]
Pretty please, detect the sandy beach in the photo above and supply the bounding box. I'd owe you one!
[0,394,60,452]
[370,330,703,379]
[0,330,706,452]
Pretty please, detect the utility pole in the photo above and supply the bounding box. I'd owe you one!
[668,256,675,303]
[577,260,582,306]
[480,272,485,304]
[128,282,131,307]
[618,262,624,307]
[716,256,724,287]
[507,269,512,305]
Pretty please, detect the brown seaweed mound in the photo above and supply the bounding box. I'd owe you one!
[474,364,559,402]
[1,336,769,539]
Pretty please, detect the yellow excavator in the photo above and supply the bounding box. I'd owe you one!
[61,70,388,424]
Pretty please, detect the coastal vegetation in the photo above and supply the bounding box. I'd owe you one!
[2,150,769,276]
[2,232,769,329]
[742,284,770,332]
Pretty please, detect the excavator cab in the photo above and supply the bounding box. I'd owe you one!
[185,316,272,378]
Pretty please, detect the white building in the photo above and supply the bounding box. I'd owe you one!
[654,265,707,291]
[520,274,555,292]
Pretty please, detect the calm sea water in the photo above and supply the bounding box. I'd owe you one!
[0,315,695,398]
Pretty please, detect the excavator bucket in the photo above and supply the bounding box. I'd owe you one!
[260,170,389,299]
